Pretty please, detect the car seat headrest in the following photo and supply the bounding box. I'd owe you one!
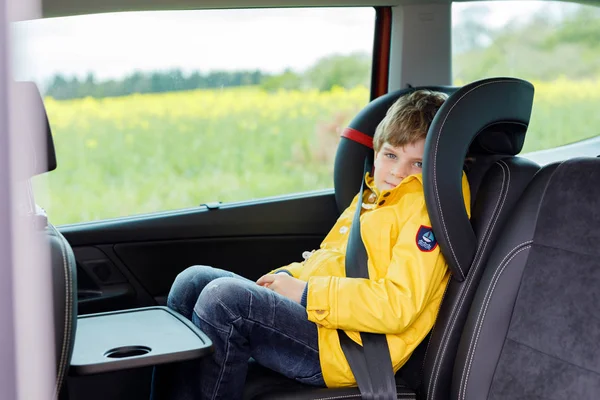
[423,77,534,281]
[13,81,57,179]
[333,86,457,213]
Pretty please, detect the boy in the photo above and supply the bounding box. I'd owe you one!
[150,89,471,399]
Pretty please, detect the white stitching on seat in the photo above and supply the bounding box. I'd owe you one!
[420,278,451,391]
[49,225,73,400]
[470,161,510,270]
[427,161,510,400]
[432,79,522,280]
[314,394,416,400]
[458,242,533,400]
[458,159,568,400]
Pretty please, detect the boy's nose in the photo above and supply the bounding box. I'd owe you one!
[392,166,407,179]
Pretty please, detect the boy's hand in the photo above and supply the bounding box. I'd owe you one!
[256,274,307,304]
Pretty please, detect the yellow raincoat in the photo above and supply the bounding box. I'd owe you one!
[272,172,471,387]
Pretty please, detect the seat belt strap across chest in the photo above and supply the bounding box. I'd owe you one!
[337,158,398,400]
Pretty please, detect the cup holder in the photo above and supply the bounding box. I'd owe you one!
[104,345,152,359]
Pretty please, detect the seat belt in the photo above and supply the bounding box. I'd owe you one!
[337,158,398,400]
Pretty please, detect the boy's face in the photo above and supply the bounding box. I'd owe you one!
[373,139,425,191]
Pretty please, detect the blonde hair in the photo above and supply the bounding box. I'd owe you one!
[373,89,448,152]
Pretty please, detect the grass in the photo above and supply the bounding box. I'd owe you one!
[34,86,368,224]
[524,78,600,152]
[33,80,600,225]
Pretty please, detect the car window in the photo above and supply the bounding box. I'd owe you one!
[452,1,600,153]
[12,8,375,225]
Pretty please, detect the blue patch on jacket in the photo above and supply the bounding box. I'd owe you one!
[416,225,437,252]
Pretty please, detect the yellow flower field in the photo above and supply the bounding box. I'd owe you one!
[34,81,600,225]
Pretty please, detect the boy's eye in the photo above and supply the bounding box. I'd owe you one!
[385,153,397,160]
[413,161,423,168]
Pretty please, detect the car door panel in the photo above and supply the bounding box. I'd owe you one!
[62,191,338,315]
[74,245,157,315]
[114,235,325,300]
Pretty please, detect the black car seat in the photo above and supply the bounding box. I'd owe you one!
[452,157,600,399]
[18,82,78,400]
[419,78,540,400]
[243,78,539,400]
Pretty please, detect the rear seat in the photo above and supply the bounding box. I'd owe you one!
[14,81,78,400]
[244,78,540,400]
[453,157,600,399]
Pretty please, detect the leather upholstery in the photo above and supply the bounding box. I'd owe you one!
[423,77,534,281]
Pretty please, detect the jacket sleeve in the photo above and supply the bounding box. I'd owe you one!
[269,262,305,278]
[306,175,471,333]
[268,193,362,279]
[305,209,442,332]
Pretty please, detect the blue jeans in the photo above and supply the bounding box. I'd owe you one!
[150,265,325,400]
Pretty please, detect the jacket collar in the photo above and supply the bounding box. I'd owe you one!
[365,172,423,195]
[362,172,424,207]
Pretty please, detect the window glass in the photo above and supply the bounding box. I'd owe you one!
[452,2,600,152]
[12,8,375,224]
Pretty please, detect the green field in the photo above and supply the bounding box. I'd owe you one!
[34,81,600,225]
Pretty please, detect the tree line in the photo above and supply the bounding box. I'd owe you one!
[46,70,266,100]
[453,4,600,82]
[44,52,371,100]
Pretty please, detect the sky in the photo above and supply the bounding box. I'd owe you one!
[10,2,551,84]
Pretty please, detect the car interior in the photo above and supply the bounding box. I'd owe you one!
[6,0,600,399]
